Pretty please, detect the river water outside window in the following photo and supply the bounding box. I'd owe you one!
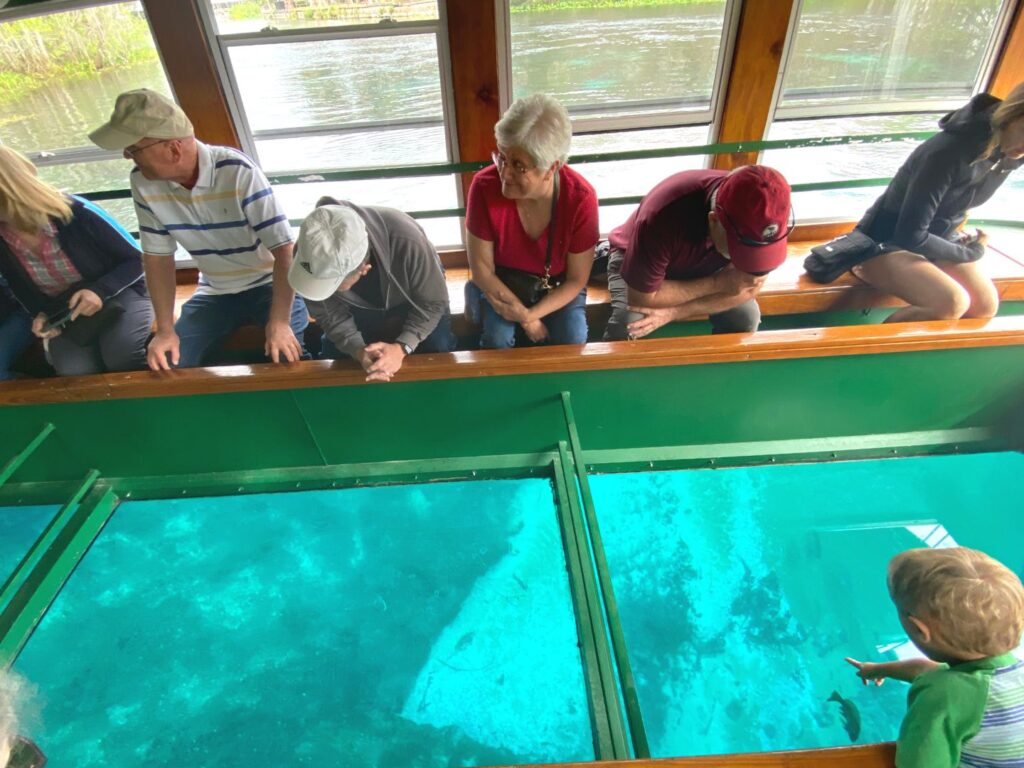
[509,0,730,230]
[1,0,1021,252]
[0,2,171,232]
[765,0,1019,223]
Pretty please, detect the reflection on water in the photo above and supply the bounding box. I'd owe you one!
[13,480,593,767]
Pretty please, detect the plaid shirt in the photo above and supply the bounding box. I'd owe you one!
[0,222,82,298]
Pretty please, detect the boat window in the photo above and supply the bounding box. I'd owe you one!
[502,0,737,226]
[0,1,172,236]
[765,0,1017,223]
[204,2,460,246]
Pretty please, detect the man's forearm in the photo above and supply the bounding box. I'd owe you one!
[628,273,720,308]
[269,244,297,325]
[674,289,753,320]
[143,254,178,333]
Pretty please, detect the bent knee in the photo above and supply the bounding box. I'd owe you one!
[929,284,972,320]
[963,289,1000,319]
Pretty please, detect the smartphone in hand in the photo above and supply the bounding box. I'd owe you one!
[41,306,73,334]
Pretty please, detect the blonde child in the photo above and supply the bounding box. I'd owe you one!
[846,547,1024,767]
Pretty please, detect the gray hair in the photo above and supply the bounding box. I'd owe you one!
[494,93,572,169]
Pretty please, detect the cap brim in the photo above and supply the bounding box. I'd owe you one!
[88,123,146,151]
[287,259,341,302]
[727,234,789,274]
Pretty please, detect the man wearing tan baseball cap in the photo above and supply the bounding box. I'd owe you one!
[89,89,308,370]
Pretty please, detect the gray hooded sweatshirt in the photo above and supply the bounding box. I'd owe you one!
[305,197,450,359]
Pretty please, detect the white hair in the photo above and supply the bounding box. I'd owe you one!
[494,93,572,169]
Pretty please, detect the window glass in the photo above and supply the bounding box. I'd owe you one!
[227,35,444,133]
[763,114,940,221]
[219,21,452,244]
[509,0,729,120]
[777,0,1006,112]
[271,176,461,248]
[209,0,438,34]
[0,2,170,207]
[571,125,711,233]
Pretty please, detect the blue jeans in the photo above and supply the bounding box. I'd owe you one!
[175,283,309,368]
[320,304,457,359]
[465,281,588,349]
[0,308,34,380]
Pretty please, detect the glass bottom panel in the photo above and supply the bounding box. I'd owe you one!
[0,505,58,587]
[14,480,592,767]
[592,451,1024,758]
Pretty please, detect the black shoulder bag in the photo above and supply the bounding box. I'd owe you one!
[494,173,565,306]
[803,229,882,284]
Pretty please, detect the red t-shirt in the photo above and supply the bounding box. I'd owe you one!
[466,164,599,276]
[608,169,729,293]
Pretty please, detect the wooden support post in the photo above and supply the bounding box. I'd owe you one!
[989,0,1024,98]
[712,0,796,170]
[142,0,241,149]
[444,0,502,205]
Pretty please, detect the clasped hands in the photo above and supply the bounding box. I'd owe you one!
[358,342,407,383]
[487,292,549,343]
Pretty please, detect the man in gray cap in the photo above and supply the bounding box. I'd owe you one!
[89,88,308,369]
[290,196,455,382]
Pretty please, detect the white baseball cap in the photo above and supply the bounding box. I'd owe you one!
[289,205,369,301]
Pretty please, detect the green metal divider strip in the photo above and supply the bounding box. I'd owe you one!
[0,423,54,489]
[560,392,649,758]
[552,447,630,760]
[0,470,99,616]
[579,426,997,473]
[0,485,119,668]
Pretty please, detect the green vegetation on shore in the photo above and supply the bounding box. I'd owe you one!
[0,5,158,104]
[510,0,719,12]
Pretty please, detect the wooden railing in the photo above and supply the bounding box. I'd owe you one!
[3,316,1024,406]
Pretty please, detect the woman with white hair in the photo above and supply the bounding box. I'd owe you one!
[465,94,599,348]
[0,146,152,376]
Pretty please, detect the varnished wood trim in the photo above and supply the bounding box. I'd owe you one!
[711,0,796,171]
[3,318,1023,406]
[444,0,501,204]
[989,0,1024,98]
[142,0,241,149]
[489,743,895,768]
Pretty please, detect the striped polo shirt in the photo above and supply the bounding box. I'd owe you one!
[132,142,293,295]
[897,653,1024,767]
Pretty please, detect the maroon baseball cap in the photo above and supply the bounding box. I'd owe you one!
[714,165,793,274]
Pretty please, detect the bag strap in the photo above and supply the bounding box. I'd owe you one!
[541,170,560,285]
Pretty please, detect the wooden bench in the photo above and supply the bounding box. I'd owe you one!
[10,232,1024,377]
[170,230,1024,355]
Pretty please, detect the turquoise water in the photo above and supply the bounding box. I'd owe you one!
[0,505,58,593]
[590,451,1024,758]
[13,480,592,767]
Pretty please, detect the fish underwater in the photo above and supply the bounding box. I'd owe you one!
[828,690,862,742]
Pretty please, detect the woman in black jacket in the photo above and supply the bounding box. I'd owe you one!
[0,146,152,376]
[852,82,1024,322]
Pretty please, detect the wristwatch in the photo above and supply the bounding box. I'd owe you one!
[399,342,413,356]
